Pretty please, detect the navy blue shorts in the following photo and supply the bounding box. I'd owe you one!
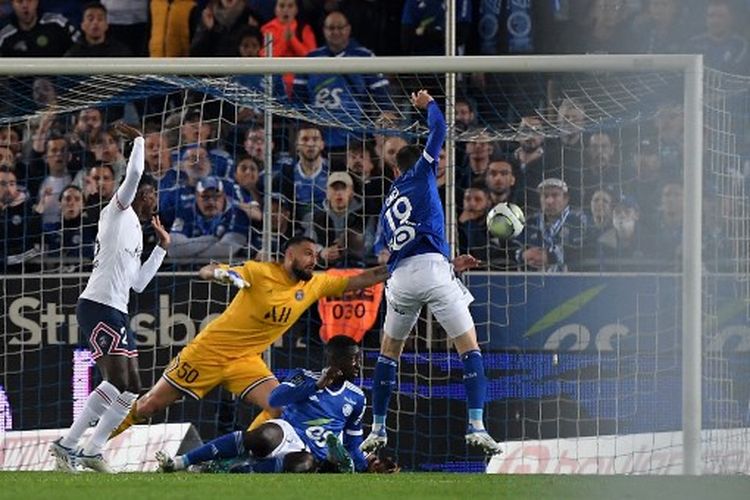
[77,298,138,360]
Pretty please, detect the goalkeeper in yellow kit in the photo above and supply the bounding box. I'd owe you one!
[112,236,390,437]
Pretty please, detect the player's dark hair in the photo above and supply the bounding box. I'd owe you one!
[284,235,316,251]
[325,335,360,358]
[282,452,316,473]
[138,173,157,191]
[396,144,421,173]
[0,164,14,175]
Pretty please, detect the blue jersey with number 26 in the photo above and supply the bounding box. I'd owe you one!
[377,100,448,273]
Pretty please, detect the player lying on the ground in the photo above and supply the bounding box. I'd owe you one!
[155,336,398,473]
[50,122,170,473]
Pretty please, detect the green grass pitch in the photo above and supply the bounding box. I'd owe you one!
[1,472,748,500]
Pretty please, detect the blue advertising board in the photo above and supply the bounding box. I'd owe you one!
[467,273,750,355]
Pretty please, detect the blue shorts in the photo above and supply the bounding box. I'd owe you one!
[77,298,138,361]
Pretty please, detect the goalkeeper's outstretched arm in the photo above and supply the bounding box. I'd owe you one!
[342,265,389,292]
[198,263,221,281]
[198,263,250,289]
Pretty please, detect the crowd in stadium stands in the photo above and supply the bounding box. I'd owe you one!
[1,0,748,275]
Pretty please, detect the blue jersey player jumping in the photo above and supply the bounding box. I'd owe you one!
[363,90,502,455]
[156,336,395,473]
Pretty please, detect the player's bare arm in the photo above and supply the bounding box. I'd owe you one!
[198,263,220,281]
[152,216,170,250]
[343,265,389,292]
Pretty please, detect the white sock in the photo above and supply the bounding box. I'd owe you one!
[60,381,120,449]
[82,391,137,456]
[469,419,485,431]
[174,456,186,471]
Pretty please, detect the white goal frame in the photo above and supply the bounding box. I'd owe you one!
[0,54,704,475]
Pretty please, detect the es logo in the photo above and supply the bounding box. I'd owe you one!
[542,323,629,351]
[314,87,344,110]
[523,285,750,352]
[523,285,623,351]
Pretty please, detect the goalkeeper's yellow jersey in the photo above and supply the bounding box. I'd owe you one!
[191,261,349,358]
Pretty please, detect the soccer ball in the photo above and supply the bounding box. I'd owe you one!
[486,202,525,239]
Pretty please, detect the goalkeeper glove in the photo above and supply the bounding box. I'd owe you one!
[213,268,250,289]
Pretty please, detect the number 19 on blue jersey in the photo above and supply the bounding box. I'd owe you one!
[383,188,417,251]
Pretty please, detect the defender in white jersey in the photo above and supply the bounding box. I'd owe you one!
[50,123,171,473]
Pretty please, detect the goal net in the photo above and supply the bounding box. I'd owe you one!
[0,56,748,474]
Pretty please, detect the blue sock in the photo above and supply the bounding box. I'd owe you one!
[184,430,245,466]
[371,355,398,429]
[461,350,487,429]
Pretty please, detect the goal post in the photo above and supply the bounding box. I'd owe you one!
[682,55,703,476]
[1,54,738,475]
[0,54,701,75]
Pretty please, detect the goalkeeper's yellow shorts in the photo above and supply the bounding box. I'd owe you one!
[162,343,275,400]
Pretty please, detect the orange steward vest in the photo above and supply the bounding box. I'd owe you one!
[318,268,384,343]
